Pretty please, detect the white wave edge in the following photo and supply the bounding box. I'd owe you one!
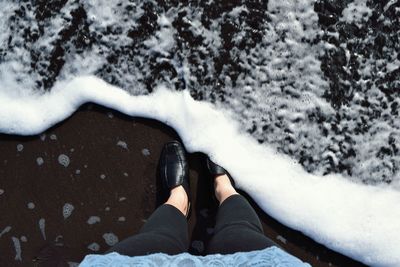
[1,76,399,267]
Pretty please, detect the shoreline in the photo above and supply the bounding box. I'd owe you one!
[0,104,364,266]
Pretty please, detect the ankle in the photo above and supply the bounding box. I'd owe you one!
[214,175,237,204]
[165,186,188,216]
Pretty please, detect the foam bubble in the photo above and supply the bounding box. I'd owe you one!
[16,144,24,152]
[116,140,128,150]
[20,236,27,242]
[87,216,101,225]
[63,203,74,219]
[0,189,4,195]
[38,218,46,240]
[117,217,126,222]
[100,174,106,179]
[58,154,70,167]
[27,202,35,209]
[0,226,11,238]
[141,148,150,156]
[11,236,22,261]
[36,157,44,166]
[102,233,119,246]
[50,134,57,140]
[87,242,100,252]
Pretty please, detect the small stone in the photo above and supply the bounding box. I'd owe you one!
[118,197,126,202]
[16,144,24,152]
[0,189,4,195]
[123,172,129,177]
[27,202,35,209]
[100,174,106,179]
[20,236,28,242]
[105,207,110,211]
[75,169,81,175]
[118,217,126,222]
[50,134,57,140]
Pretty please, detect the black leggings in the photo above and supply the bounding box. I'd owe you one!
[106,194,277,256]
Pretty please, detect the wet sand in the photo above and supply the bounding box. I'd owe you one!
[0,104,365,267]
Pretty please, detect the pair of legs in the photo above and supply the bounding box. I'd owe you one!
[106,174,277,256]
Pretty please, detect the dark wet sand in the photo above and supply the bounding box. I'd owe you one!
[0,104,365,267]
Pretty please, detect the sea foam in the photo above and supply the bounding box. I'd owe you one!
[0,76,399,266]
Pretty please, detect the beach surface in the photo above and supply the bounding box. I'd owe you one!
[0,104,365,267]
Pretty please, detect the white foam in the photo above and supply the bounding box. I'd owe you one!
[58,154,70,167]
[0,76,399,266]
[341,0,373,27]
[0,226,12,238]
[102,233,119,246]
[38,218,46,240]
[141,148,150,156]
[63,203,75,219]
[87,242,100,252]
[116,140,128,150]
[11,236,22,261]
[16,144,24,152]
[87,216,101,225]
[36,157,44,166]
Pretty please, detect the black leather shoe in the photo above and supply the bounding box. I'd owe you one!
[206,157,235,187]
[159,141,191,217]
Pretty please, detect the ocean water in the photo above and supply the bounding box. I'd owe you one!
[0,0,399,266]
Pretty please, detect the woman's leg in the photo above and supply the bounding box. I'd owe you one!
[206,175,278,254]
[106,186,189,256]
